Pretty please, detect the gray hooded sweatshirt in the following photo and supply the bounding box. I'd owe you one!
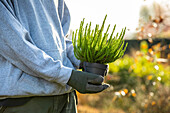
[0,0,80,99]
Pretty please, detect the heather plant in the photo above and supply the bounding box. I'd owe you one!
[72,15,128,64]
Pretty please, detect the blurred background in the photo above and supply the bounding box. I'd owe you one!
[65,0,170,112]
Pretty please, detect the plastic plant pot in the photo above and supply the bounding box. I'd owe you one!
[82,62,109,77]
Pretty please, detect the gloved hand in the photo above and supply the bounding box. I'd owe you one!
[79,62,84,69]
[67,70,110,94]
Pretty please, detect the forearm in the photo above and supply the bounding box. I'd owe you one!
[65,38,81,69]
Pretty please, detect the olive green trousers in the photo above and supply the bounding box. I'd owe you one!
[0,91,77,113]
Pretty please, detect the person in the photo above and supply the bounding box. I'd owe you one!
[0,0,109,113]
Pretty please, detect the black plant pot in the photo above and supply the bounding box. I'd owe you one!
[82,62,109,77]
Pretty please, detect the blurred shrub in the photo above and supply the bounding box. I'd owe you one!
[108,54,170,86]
[103,53,170,113]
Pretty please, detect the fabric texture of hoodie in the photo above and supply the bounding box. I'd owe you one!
[0,0,80,99]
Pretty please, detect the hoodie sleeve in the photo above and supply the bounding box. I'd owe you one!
[65,38,81,69]
[59,1,81,68]
[0,1,73,86]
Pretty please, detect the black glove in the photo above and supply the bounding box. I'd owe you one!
[79,62,84,69]
[67,70,109,94]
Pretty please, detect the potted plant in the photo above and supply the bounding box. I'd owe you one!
[72,15,128,76]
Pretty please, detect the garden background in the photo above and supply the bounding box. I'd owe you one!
[65,0,170,112]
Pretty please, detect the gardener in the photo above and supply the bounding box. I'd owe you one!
[0,0,109,113]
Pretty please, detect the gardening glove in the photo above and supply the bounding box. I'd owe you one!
[67,70,110,94]
[79,61,84,69]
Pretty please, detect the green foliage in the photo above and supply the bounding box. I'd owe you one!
[108,55,170,86]
[72,15,128,64]
[89,54,170,112]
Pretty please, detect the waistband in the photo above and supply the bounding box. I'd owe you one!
[0,91,78,107]
[0,97,32,107]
